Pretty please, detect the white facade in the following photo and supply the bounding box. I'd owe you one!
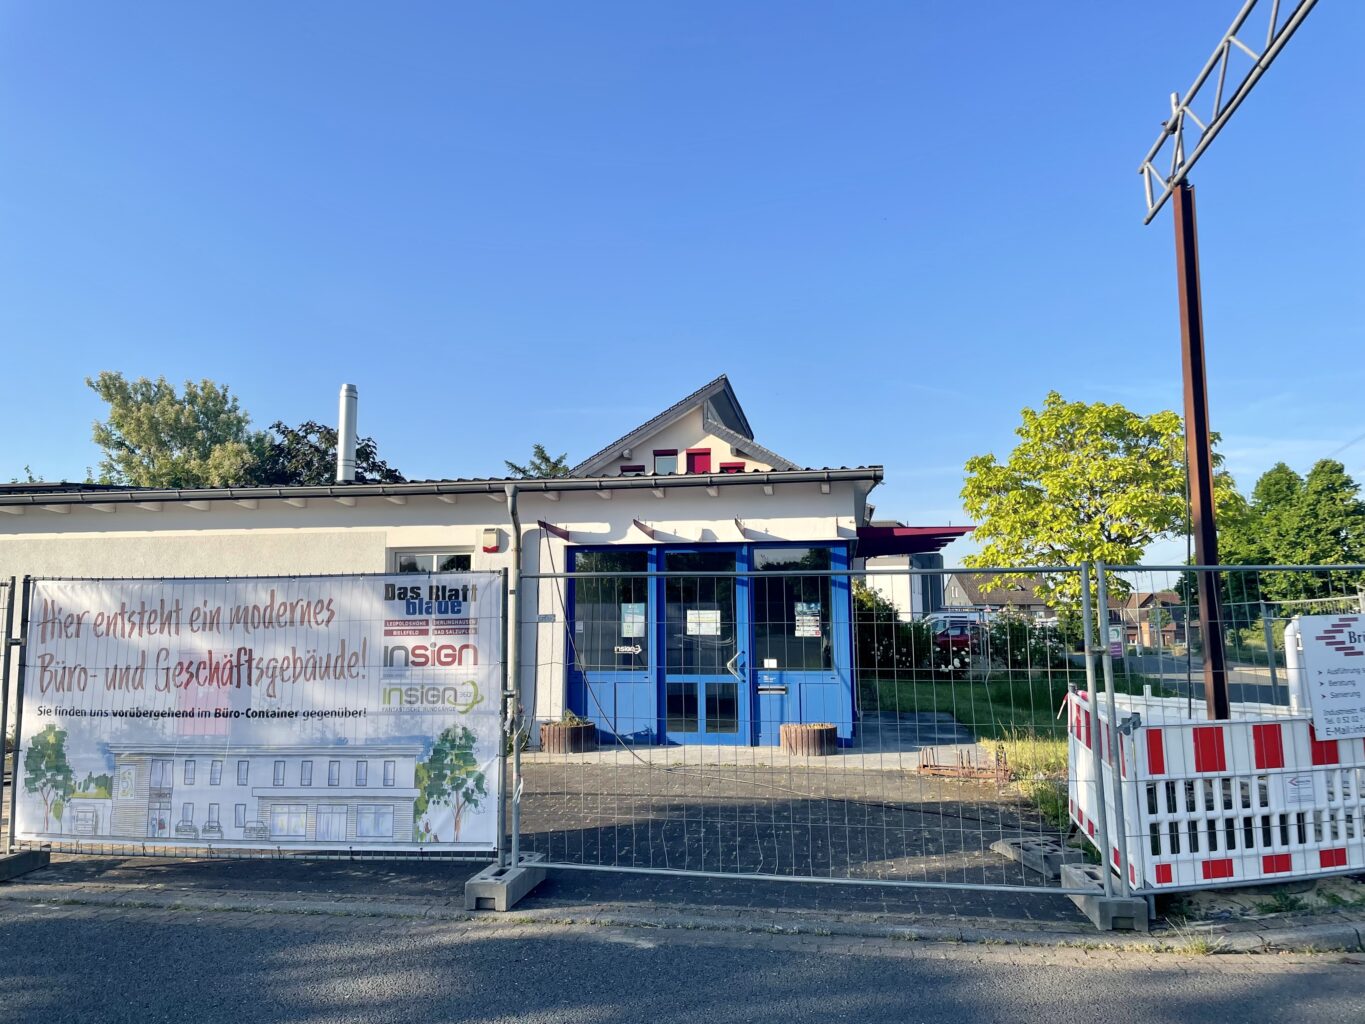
[0,474,873,733]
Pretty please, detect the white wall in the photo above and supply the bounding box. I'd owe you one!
[0,479,864,734]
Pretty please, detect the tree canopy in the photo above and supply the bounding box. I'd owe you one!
[88,372,266,487]
[256,420,406,486]
[86,372,405,487]
[504,443,571,479]
[960,392,1243,608]
[23,725,75,832]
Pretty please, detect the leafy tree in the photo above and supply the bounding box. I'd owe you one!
[87,372,266,487]
[418,725,488,841]
[256,420,405,485]
[504,443,571,479]
[961,392,1241,616]
[23,725,75,832]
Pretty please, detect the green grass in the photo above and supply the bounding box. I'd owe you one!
[859,666,1166,742]
[860,665,1169,830]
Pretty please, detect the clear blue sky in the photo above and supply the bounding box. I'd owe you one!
[2,2,1361,563]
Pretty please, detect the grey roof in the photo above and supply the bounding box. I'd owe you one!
[568,374,798,476]
[0,467,883,510]
[946,573,1049,608]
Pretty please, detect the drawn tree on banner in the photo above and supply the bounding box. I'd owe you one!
[24,725,75,832]
[418,726,487,842]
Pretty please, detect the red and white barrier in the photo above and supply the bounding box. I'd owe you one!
[1068,689,1365,892]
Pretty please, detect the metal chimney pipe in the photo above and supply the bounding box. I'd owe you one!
[336,384,358,483]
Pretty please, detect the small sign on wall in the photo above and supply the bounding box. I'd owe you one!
[1297,614,1365,740]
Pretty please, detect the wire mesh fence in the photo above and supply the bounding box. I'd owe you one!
[514,563,1098,892]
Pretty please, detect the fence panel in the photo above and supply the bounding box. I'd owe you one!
[515,564,1098,892]
[5,572,503,861]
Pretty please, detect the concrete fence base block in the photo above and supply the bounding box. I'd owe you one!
[0,849,51,883]
[464,853,547,912]
[990,837,1085,881]
[1061,863,1150,932]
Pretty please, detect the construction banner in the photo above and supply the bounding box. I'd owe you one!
[13,573,502,852]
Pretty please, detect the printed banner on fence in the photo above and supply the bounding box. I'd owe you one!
[13,574,502,851]
[1298,614,1365,740]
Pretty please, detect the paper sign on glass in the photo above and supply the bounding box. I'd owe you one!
[620,602,646,638]
[686,609,722,636]
[794,602,822,638]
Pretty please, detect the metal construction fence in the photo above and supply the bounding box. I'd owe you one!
[509,561,1365,900]
[3,562,1362,909]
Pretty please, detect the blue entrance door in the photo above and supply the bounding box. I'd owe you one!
[662,549,750,744]
[569,549,656,743]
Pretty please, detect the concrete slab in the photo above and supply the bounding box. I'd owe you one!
[0,849,50,882]
[1061,863,1150,932]
[990,837,1085,881]
[464,853,547,912]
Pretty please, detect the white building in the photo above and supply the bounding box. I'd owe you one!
[0,375,965,747]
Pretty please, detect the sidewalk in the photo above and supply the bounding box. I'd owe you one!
[2,853,1362,953]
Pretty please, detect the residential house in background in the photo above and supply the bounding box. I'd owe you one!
[943,573,1052,620]
[1117,591,1187,649]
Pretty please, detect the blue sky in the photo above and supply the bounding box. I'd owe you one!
[2,2,1361,563]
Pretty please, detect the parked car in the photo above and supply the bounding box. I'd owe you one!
[173,820,199,839]
[200,822,224,840]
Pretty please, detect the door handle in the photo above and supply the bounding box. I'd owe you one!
[725,652,746,682]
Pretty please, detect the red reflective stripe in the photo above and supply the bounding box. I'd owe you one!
[1112,847,1120,868]
[1309,725,1339,766]
[1146,730,1165,776]
[1155,863,1173,884]
[1201,858,1234,880]
[1262,854,1293,874]
[1320,848,1348,869]
[1083,708,1091,749]
[1192,727,1227,773]
[1252,724,1285,770]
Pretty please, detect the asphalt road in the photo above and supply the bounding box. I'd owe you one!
[1121,651,1287,705]
[0,901,1361,1024]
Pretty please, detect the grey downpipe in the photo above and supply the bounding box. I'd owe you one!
[504,483,523,868]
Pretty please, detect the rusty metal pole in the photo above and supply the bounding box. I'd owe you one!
[1172,180,1230,720]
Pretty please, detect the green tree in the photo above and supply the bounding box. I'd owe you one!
[23,725,75,832]
[87,372,267,487]
[504,444,571,479]
[418,725,488,841]
[961,393,1193,610]
[256,420,405,485]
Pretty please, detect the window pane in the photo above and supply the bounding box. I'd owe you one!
[438,553,471,572]
[207,804,220,824]
[273,761,285,786]
[328,761,340,786]
[706,682,739,733]
[210,760,222,785]
[383,760,396,787]
[666,682,699,732]
[234,804,246,828]
[301,761,313,786]
[753,548,833,671]
[572,550,650,671]
[237,761,249,785]
[396,553,434,573]
[356,761,368,786]
[665,551,736,675]
[654,454,678,475]
[183,760,195,785]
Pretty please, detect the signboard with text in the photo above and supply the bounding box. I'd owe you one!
[1297,614,1365,740]
[13,574,502,851]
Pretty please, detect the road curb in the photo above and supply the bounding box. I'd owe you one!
[5,880,1364,953]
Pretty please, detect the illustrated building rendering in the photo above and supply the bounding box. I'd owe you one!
[65,743,422,843]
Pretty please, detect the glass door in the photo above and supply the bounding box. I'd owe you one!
[569,549,656,743]
[663,549,750,744]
